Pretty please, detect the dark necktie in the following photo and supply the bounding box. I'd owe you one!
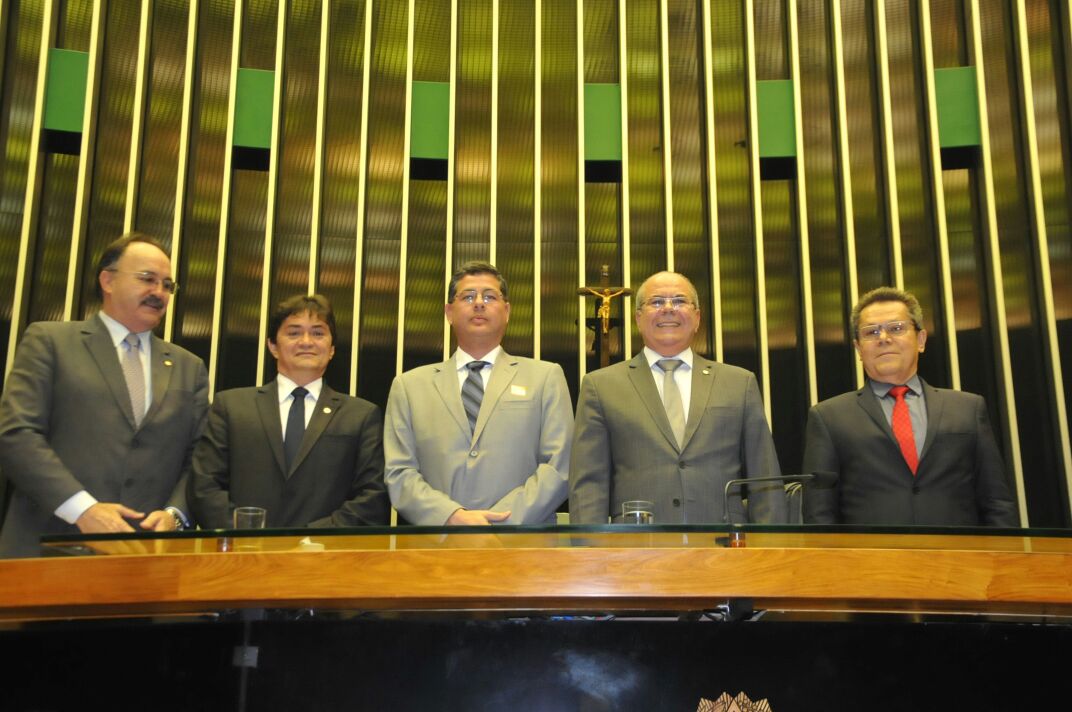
[284,386,308,470]
[461,361,488,433]
[657,358,686,448]
[889,385,919,475]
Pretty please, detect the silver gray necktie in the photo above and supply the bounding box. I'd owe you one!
[122,333,146,427]
[657,358,685,448]
[461,361,487,433]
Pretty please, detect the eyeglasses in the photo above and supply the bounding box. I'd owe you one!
[858,320,912,341]
[640,296,693,311]
[106,269,179,294]
[455,289,503,305]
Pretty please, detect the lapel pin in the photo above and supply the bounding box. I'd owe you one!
[323,407,332,414]
[164,359,173,367]
[702,368,710,375]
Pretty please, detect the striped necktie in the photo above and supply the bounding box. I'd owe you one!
[461,361,488,433]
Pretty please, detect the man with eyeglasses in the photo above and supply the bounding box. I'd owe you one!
[0,232,209,556]
[570,271,785,524]
[188,294,389,529]
[384,261,573,525]
[802,286,1017,526]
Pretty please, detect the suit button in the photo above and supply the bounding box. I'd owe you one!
[470,450,478,457]
[912,486,920,495]
[678,461,686,468]
[672,498,681,507]
[131,437,140,448]
[124,478,134,487]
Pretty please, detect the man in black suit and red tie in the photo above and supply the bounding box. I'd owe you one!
[802,286,1018,526]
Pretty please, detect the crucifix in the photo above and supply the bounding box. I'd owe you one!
[578,265,632,369]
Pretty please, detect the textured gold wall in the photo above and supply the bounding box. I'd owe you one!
[0,0,1070,525]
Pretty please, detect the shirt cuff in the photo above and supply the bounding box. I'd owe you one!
[55,491,98,524]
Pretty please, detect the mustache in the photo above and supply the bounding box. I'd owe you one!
[141,296,166,309]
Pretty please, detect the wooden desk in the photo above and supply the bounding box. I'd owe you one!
[1,529,1070,620]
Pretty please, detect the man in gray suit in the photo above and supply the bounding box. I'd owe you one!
[384,261,573,525]
[188,294,388,528]
[802,287,1018,526]
[570,271,785,524]
[0,233,208,557]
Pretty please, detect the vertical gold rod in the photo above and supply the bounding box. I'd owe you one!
[830,0,862,387]
[254,0,288,387]
[575,0,586,382]
[310,0,331,294]
[489,0,499,265]
[619,0,633,358]
[442,0,458,361]
[0,0,7,84]
[787,0,816,405]
[62,0,105,321]
[396,0,415,377]
[6,0,55,377]
[208,0,245,397]
[874,0,903,288]
[658,0,674,271]
[1013,0,1072,517]
[700,0,721,361]
[967,0,1026,524]
[350,0,374,395]
[745,0,771,421]
[917,0,959,389]
[123,0,153,232]
[164,0,200,342]
[533,0,542,359]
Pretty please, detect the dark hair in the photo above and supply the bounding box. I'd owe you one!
[850,286,925,338]
[446,261,509,303]
[268,294,337,344]
[94,232,169,300]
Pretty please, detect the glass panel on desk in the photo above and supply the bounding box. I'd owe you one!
[38,524,1072,557]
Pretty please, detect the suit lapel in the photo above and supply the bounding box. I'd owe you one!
[472,353,517,444]
[681,357,716,450]
[255,382,288,476]
[288,386,344,475]
[83,316,137,430]
[433,358,471,438]
[142,334,175,425]
[918,379,942,468]
[627,353,680,452]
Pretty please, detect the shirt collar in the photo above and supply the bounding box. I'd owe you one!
[277,373,323,404]
[97,311,152,351]
[455,345,501,372]
[869,373,923,398]
[643,346,693,370]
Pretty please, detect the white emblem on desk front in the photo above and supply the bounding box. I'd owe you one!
[510,385,527,397]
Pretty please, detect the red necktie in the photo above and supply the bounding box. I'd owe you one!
[889,385,918,475]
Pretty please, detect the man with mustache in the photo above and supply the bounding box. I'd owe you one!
[0,232,209,556]
[802,287,1018,526]
[188,294,389,528]
[570,271,785,524]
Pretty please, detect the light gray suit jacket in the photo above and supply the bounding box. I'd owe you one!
[569,353,786,524]
[0,315,209,557]
[384,351,573,525]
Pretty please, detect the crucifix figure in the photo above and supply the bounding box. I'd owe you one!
[578,265,632,368]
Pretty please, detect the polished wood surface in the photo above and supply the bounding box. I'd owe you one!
[1,531,1070,619]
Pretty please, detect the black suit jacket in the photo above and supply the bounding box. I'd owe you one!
[0,316,208,557]
[802,379,1018,527]
[188,381,389,528]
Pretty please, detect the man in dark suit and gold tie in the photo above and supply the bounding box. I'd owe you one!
[0,232,209,557]
[569,271,785,524]
[188,294,389,529]
[802,286,1018,526]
